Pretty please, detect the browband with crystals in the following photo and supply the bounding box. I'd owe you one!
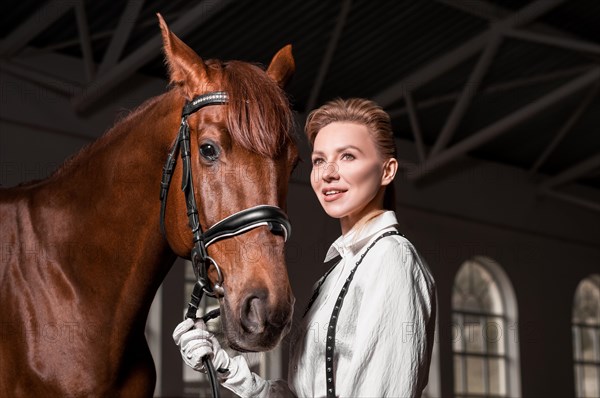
[182,91,228,117]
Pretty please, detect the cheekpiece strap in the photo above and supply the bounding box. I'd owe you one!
[160,91,230,238]
[159,91,230,298]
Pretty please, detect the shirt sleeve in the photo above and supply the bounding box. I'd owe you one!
[222,355,297,398]
[336,237,436,397]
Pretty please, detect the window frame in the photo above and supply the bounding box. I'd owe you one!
[572,275,600,398]
[453,309,509,398]
[451,257,520,398]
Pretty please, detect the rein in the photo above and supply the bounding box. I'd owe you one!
[160,91,292,396]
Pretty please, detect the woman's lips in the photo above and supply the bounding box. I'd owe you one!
[323,189,347,202]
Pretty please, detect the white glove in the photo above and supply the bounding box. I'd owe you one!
[172,318,232,378]
[208,334,233,377]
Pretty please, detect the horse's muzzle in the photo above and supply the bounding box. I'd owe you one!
[223,292,294,352]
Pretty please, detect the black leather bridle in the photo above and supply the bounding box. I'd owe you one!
[159,91,292,397]
[160,90,291,299]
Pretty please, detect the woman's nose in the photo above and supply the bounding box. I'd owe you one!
[322,161,339,181]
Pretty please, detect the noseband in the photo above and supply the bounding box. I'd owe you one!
[159,91,292,302]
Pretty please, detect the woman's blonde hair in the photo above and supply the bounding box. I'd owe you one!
[305,98,397,211]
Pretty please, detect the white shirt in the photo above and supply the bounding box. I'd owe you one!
[223,211,437,397]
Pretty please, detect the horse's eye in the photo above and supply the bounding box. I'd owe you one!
[200,143,219,161]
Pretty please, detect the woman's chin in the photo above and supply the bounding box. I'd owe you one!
[320,204,347,219]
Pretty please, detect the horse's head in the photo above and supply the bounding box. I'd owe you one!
[158,15,298,352]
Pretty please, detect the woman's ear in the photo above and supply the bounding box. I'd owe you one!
[381,158,398,186]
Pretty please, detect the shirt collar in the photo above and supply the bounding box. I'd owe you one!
[324,211,399,262]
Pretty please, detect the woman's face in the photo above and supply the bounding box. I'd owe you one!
[310,121,390,232]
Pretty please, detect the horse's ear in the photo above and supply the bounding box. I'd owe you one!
[157,13,207,99]
[267,44,295,88]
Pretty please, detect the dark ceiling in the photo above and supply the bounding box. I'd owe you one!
[1,0,599,193]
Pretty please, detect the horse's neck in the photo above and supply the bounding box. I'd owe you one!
[33,91,182,322]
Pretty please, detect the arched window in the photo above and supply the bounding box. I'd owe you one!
[452,257,520,398]
[573,274,600,398]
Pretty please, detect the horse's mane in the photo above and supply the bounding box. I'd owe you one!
[214,59,295,158]
[27,59,293,187]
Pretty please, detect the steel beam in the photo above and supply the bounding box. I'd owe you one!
[0,0,77,57]
[404,91,426,162]
[505,29,600,56]
[305,0,352,112]
[408,68,600,181]
[436,0,579,41]
[529,83,598,175]
[72,0,234,112]
[539,153,600,190]
[373,0,567,108]
[75,1,95,83]
[541,189,600,212]
[98,0,146,76]
[372,33,487,108]
[45,12,165,53]
[387,65,591,118]
[429,31,503,158]
[0,60,80,95]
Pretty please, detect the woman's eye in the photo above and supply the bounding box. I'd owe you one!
[312,158,324,166]
[341,153,355,161]
[200,143,219,161]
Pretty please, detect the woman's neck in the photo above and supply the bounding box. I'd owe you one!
[339,186,387,235]
[340,207,386,236]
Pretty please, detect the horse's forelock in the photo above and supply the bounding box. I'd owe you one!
[216,60,294,158]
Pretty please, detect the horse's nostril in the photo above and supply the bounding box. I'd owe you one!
[240,293,267,334]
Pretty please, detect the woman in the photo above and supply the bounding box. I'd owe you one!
[174,98,437,397]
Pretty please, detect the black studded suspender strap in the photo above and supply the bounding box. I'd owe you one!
[325,230,401,398]
[302,256,341,318]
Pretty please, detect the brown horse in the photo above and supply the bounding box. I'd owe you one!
[0,15,297,397]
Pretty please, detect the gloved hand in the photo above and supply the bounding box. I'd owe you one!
[207,333,232,377]
[172,317,232,378]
